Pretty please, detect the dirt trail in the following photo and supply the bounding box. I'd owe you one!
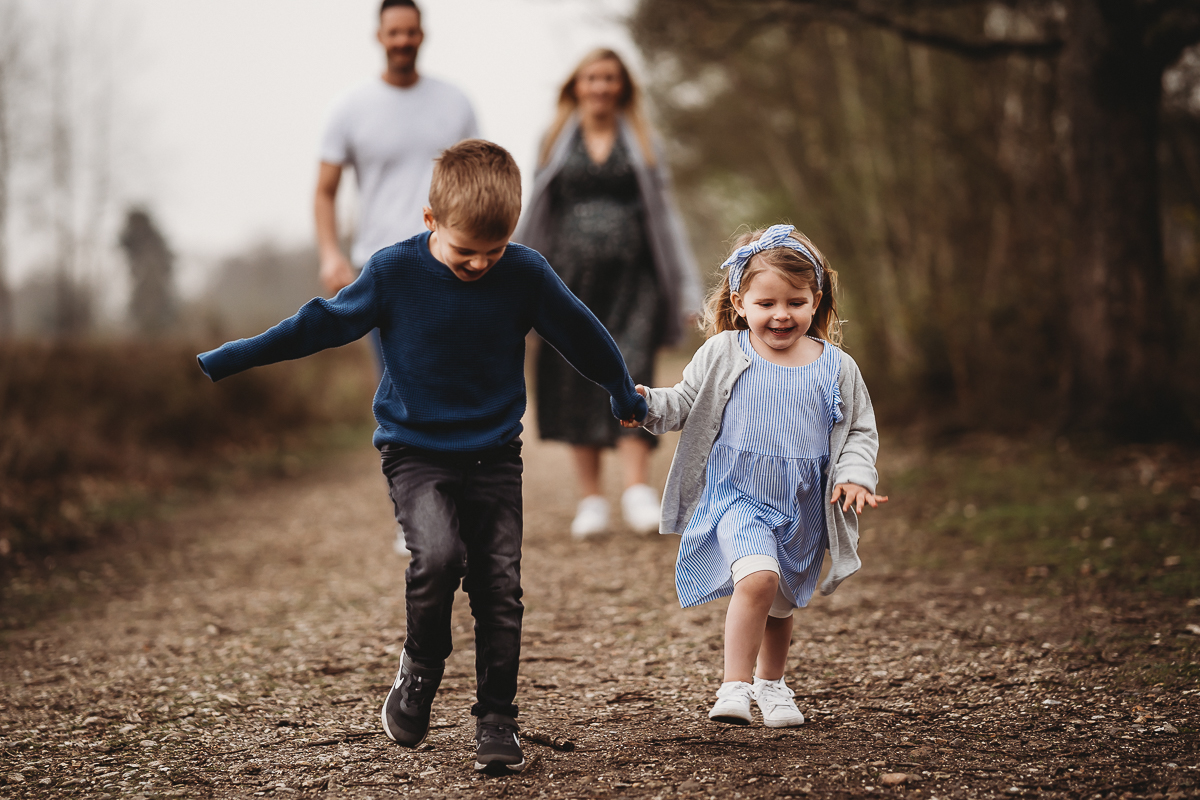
[1,423,1197,799]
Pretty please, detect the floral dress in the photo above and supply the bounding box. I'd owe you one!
[535,130,660,448]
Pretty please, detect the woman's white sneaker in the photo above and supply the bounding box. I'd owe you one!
[752,677,806,727]
[707,681,754,725]
[570,496,609,539]
[621,483,661,533]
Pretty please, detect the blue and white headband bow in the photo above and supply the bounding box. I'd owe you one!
[720,224,823,293]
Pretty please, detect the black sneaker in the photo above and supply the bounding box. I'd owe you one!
[474,713,525,775]
[380,652,442,747]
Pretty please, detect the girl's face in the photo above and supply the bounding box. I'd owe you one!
[574,58,625,118]
[732,268,822,357]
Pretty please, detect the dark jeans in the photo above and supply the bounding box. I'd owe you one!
[380,439,524,718]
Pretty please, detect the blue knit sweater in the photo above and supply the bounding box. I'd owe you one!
[197,232,647,452]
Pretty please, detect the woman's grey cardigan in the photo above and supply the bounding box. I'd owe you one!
[513,114,704,346]
[643,331,880,596]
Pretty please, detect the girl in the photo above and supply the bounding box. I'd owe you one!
[621,224,886,727]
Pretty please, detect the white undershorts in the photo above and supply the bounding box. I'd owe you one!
[731,555,796,618]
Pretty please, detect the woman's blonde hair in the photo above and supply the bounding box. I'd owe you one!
[537,48,656,169]
[702,226,842,346]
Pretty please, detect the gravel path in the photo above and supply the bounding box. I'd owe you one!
[2,425,1197,799]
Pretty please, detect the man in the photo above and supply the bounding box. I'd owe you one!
[315,0,478,556]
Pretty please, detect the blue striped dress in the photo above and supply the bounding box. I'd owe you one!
[675,331,843,609]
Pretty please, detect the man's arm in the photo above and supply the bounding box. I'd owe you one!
[315,161,358,295]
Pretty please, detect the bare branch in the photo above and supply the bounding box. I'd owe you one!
[704,0,1064,59]
[1144,1,1200,70]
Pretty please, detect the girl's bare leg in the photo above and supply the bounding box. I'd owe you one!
[723,571,779,683]
[616,435,651,489]
[571,445,603,498]
[754,614,793,681]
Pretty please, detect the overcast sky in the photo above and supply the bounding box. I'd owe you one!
[115,0,638,295]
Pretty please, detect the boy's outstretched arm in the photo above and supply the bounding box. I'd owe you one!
[197,263,381,381]
[532,266,647,425]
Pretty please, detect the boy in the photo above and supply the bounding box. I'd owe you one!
[197,140,647,774]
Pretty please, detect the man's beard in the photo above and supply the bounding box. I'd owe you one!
[388,48,417,68]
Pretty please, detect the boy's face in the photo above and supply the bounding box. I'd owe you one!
[423,209,511,282]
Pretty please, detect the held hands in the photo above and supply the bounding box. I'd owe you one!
[620,385,649,428]
[831,483,889,514]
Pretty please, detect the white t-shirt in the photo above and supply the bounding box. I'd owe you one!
[319,76,478,265]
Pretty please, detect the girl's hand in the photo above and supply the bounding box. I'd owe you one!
[620,385,648,428]
[831,483,889,514]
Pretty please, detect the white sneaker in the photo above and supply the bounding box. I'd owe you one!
[393,525,411,557]
[707,681,754,725]
[752,676,806,727]
[621,484,661,534]
[570,496,609,539]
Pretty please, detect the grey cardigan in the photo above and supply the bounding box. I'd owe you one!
[643,331,880,596]
[513,115,704,346]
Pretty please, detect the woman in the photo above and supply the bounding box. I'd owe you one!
[517,49,703,539]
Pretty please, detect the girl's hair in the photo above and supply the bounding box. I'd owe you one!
[537,48,656,169]
[702,226,842,346]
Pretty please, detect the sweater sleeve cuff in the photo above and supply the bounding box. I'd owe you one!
[609,391,648,423]
[832,466,878,495]
[196,348,233,382]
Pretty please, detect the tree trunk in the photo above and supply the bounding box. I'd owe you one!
[1058,0,1176,435]
[826,26,918,376]
[0,31,12,337]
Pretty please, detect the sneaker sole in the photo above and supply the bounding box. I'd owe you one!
[474,758,526,775]
[762,715,806,728]
[379,692,427,748]
[570,528,607,540]
[708,713,751,726]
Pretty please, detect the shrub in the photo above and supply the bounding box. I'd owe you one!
[0,340,376,567]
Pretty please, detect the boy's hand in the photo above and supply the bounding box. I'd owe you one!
[831,483,889,514]
[620,385,648,428]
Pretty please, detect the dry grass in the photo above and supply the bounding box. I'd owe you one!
[878,432,1200,599]
[0,339,376,569]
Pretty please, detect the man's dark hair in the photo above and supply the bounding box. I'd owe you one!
[380,0,420,17]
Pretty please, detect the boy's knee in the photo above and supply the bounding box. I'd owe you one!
[418,533,467,566]
[407,534,467,591]
[464,568,523,609]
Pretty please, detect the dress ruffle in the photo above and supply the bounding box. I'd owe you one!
[828,370,844,428]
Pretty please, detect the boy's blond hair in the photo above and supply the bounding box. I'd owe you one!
[428,139,522,241]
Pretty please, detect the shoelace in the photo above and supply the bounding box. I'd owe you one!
[398,672,439,708]
[477,722,518,744]
[755,681,794,711]
[716,682,753,700]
